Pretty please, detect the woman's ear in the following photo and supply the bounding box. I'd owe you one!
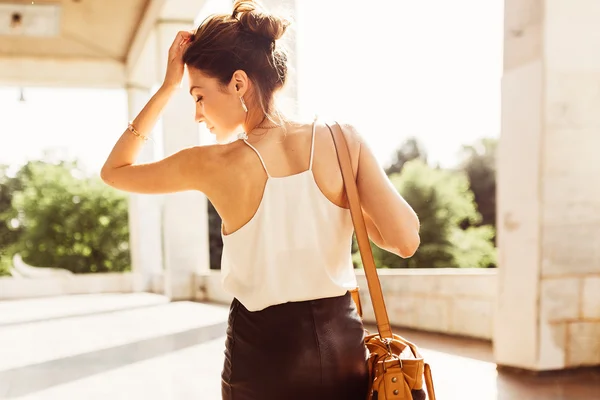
[231,70,249,96]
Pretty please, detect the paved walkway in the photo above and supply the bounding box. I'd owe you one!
[0,294,598,399]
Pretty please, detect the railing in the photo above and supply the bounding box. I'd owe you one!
[195,268,497,340]
[355,268,496,340]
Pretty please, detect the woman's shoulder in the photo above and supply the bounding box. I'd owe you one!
[311,119,364,175]
[194,139,249,170]
[310,118,364,141]
[313,118,364,147]
[180,140,245,176]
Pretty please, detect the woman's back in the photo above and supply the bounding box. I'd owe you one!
[213,120,358,311]
[208,120,355,237]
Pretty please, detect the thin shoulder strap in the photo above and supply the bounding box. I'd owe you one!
[242,140,271,177]
[308,119,317,170]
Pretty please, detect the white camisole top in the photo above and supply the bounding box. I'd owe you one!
[220,121,358,311]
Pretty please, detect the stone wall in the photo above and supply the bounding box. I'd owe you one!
[196,269,498,340]
[355,269,496,340]
[540,276,600,368]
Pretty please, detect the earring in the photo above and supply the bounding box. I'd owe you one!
[240,96,248,113]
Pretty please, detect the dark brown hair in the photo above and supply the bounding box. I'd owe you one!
[183,0,290,123]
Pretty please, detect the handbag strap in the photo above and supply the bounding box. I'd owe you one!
[325,121,392,339]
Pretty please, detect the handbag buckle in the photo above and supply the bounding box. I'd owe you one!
[382,338,403,371]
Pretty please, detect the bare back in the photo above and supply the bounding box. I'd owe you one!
[204,120,359,236]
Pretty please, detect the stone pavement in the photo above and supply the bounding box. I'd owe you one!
[0,294,598,399]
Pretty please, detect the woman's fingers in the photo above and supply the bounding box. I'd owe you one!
[170,31,194,52]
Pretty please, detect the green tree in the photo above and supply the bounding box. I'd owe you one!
[459,138,497,228]
[385,137,428,175]
[6,160,131,274]
[362,160,496,269]
[0,165,25,276]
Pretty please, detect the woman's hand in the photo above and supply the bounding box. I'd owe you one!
[162,30,193,90]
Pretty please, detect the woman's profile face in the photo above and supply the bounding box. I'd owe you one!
[187,67,246,142]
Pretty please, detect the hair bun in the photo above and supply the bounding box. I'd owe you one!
[232,0,290,42]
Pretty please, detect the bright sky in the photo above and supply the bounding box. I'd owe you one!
[0,0,503,174]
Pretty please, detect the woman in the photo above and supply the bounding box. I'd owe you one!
[101,1,420,399]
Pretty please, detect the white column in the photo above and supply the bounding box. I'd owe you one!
[126,86,164,293]
[495,0,600,371]
[156,20,211,300]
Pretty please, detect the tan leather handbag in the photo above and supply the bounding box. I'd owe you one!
[326,122,437,400]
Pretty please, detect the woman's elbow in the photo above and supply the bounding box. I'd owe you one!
[100,167,110,182]
[395,231,420,258]
[100,167,117,187]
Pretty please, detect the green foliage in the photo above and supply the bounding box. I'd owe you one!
[359,160,496,269]
[459,138,497,228]
[385,137,428,175]
[451,225,497,269]
[1,160,131,274]
[0,165,24,276]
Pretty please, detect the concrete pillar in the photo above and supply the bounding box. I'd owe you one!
[495,0,600,371]
[126,86,164,293]
[156,20,211,300]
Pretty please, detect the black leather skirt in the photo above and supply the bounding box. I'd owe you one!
[221,291,369,400]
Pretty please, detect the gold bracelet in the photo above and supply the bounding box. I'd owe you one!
[127,122,148,141]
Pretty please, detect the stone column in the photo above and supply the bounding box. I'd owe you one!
[156,20,211,300]
[495,0,600,371]
[126,85,164,293]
